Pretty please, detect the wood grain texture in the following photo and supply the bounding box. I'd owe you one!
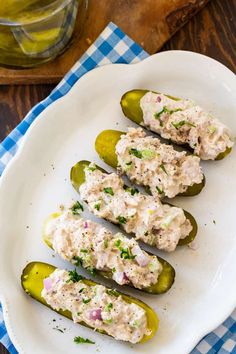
[0,0,209,84]
[0,0,235,353]
[162,0,236,72]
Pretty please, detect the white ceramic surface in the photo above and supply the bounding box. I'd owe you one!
[0,51,236,354]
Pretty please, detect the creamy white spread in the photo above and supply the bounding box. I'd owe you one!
[79,166,192,252]
[140,92,234,160]
[42,269,149,343]
[116,127,203,198]
[45,210,162,289]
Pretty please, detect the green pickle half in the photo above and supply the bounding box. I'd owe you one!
[21,261,159,343]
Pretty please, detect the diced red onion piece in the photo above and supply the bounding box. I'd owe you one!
[156,96,161,103]
[84,221,88,229]
[132,245,149,267]
[43,277,52,291]
[113,271,129,285]
[89,309,102,321]
[123,272,129,282]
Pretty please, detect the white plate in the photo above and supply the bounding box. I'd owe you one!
[0,51,236,354]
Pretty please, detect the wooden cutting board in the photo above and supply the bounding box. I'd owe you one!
[0,0,210,84]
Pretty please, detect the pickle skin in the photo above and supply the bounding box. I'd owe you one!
[95,129,205,197]
[120,89,232,160]
[21,261,158,343]
[43,213,175,294]
[70,161,198,246]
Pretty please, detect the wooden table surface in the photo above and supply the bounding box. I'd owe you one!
[0,0,235,353]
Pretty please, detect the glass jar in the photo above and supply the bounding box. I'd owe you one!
[0,0,88,68]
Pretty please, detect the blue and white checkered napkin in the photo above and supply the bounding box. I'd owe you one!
[0,22,235,354]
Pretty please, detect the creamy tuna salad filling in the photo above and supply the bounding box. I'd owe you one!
[116,127,203,198]
[140,92,234,160]
[79,165,192,252]
[42,269,149,343]
[45,209,162,289]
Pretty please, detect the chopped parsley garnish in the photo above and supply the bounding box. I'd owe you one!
[154,106,183,124]
[123,185,139,195]
[104,239,109,248]
[126,161,132,166]
[156,186,164,194]
[103,187,114,196]
[171,120,196,129]
[73,256,83,267]
[160,163,168,174]
[77,312,82,315]
[117,216,127,224]
[71,201,84,215]
[79,288,84,293]
[112,267,116,273]
[105,303,113,311]
[120,247,136,260]
[80,248,88,253]
[94,202,101,211]
[115,239,121,247]
[67,269,83,283]
[82,298,91,304]
[154,112,164,126]
[74,336,95,344]
[129,148,143,159]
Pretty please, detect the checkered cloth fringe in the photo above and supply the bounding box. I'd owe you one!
[0,22,235,354]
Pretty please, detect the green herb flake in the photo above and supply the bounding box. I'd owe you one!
[77,311,82,315]
[80,249,88,253]
[117,216,127,224]
[120,247,136,260]
[94,202,101,211]
[154,112,164,126]
[160,163,168,174]
[105,303,113,311]
[82,298,91,304]
[213,220,216,224]
[115,239,121,247]
[171,120,196,129]
[73,256,83,267]
[67,269,83,283]
[112,267,116,273]
[71,201,84,215]
[156,186,164,194]
[126,161,132,166]
[74,336,95,344]
[103,187,114,196]
[129,148,143,159]
[79,288,85,293]
[124,185,139,196]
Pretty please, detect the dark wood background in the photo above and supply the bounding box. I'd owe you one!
[0,0,235,352]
